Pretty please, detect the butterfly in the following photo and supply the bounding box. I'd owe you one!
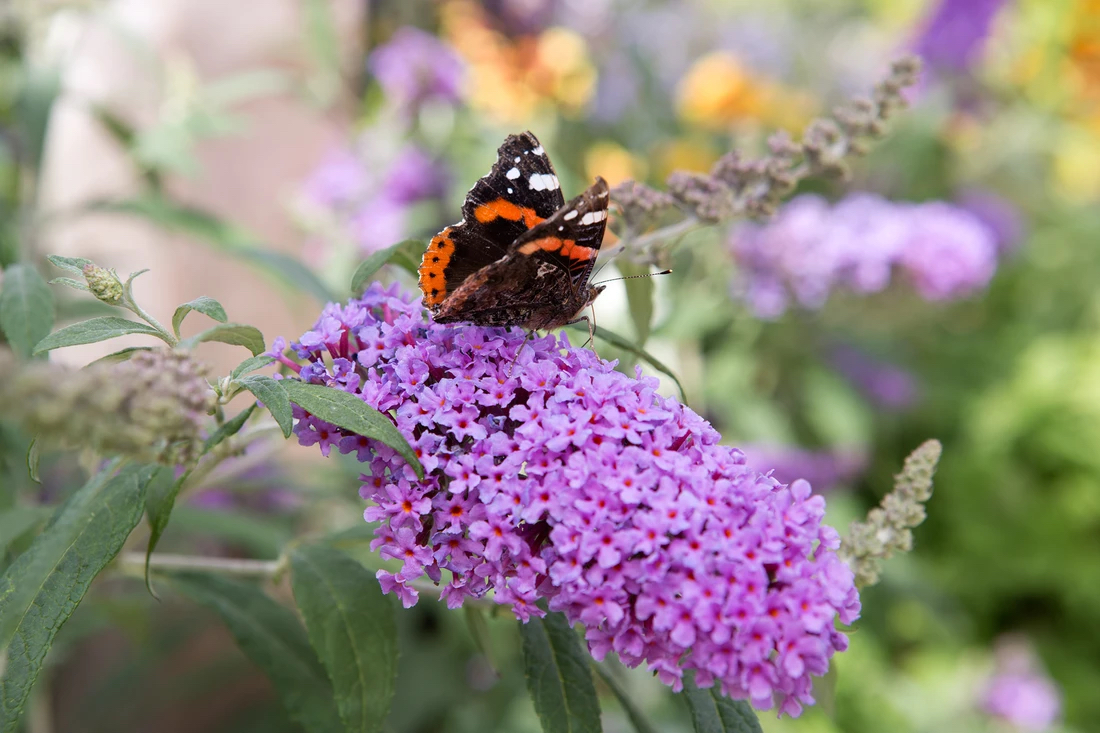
[418,131,609,330]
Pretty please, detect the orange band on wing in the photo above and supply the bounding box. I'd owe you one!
[474,199,543,228]
[517,237,595,261]
[419,229,456,306]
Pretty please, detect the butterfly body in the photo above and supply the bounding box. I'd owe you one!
[418,131,609,330]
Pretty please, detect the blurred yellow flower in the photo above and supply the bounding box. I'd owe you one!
[653,138,718,181]
[441,0,595,124]
[584,141,645,187]
[1052,125,1100,202]
[676,51,815,133]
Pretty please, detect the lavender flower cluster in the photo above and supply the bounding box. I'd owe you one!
[729,193,999,318]
[275,283,860,716]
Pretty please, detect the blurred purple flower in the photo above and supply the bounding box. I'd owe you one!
[982,638,1062,730]
[830,345,920,410]
[912,0,1009,74]
[479,0,559,36]
[277,283,860,717]
[957,188,1024,254]
[741,443,867,493]
[369,27,464,113]
[300,141,447,254]
[729,193,999,318]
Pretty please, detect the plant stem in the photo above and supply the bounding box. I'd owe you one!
[119,551,280,577]
[627,216,704,253]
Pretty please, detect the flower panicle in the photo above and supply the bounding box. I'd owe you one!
[284,283,860,717]
[1,349,215,465]
[612,55,922,262]
[839,439,942,588]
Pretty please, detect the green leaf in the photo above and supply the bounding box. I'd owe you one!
[238,375,292,438]
[142,466,183,597]
[169,572,343,733]
[290,545,397,733]
[281,381,423,478]
[568,324,686,399]
[46,254,93,274]
[231,354,275,379]
[616,261,656,347]
[32,316,163,353]
[49,277,90,293]
[591,663,658,733]
[0,462,152,729]
[464,605,500,676]
[86,345,155,367]
[182,323,265,356]
[681,675,763,733]
[205,402,258,452]
[0,264,56,358]
[168,506,288,557]
[85,197,337,303]
[350,239,424,295]
[172,295,228,337]
[26,438,40,484]
[0,506,52,558]
[519,612,602,733]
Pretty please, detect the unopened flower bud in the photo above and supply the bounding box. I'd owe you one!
[82,264,124,305]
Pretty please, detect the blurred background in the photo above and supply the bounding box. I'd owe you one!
[1,0,1098,730]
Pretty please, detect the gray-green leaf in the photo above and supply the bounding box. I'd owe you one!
[290,545,397,733]
[617,261,656,347]
[591,663,658,733]
[519,612,602,733]
[238,375,292,437]
[142,465,187,597]
[0,462,152,729]
[182,323,265,356]
[231,354,275,379]
[281,380,423,478]
[32,316,163,353]
[170,572,343,733]
[350,239,424,295]
[0,506,52,558]
[46,254,93,274]
[172,295,228,336]
[0,264,56,358]
[681,676,763,733]
[48,277,90,293]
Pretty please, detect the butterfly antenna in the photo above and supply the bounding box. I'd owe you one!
[591,269,673,287]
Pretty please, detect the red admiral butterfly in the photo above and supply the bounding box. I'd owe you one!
[418,131,609,330]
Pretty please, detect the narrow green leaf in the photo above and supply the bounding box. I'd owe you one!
[282,380,423,478]
[85,197,336,303]
[0,462,152,729]
[464,605,501,676]
[169,572,343,733]
[569,324,686,399]
[231,354,276,379]
[0,506,52,558]
[591,663,658,733]
[0,264,55,358]
[616,261,656,346]
[181,323,265,356]
[46,254,93,274]
[238,375,292,438]
[205,402,258,452]
[32,316,163,353]
[290,545,397,733]
[25,438,39,483]
[172,295,228,337]
[48,277,90,292]
[519,612,602,733]
[142,466,186,597]
[350,239,424,295]
[86,346,155,367]
[681,675,763,733]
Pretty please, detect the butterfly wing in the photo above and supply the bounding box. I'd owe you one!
[419,131,566,309]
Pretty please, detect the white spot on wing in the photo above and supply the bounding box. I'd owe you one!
[580,210,608,225]
[528,173,560,191]
[507,187,513,193]
[563,210,578,221]
[506,167,520,180]
[532,146,545,155]
[514,156,521,162]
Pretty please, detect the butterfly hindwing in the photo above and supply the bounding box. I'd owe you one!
[419,131,565,308]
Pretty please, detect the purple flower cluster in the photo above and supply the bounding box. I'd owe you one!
[301,143,446,254]
[275,283,859,716]
[981,638,1062,731]
[912,0,1009,75]
[369,27,464,114]
[741,443,867,494]
[729,193,999,318]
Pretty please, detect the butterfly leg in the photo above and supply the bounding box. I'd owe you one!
[566,309,598,355]
[507,329,537,377]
